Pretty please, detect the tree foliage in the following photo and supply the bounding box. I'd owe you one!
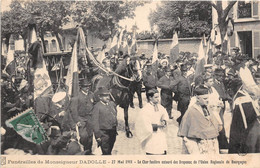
[1,0,145,51]
[149,1,212,38]
[1,1,30,42]
[24,1,72,52]
[72,1,145,40]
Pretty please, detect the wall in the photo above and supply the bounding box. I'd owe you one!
[136,38,201,58]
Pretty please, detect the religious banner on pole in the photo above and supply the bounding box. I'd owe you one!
[28,27,53,99]
[108,31,119,55]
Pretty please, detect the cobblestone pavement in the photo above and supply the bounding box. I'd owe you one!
[93,92,233,155]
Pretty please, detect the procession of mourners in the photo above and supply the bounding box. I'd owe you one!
[1,1,260,156]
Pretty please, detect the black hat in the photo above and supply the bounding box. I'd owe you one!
[123,54,130,59]
[80,78,91,87]
[97,87,110,96]
[194,85,209,96]
[140,53,146,59]
[255,70,260,79]
[180,64,188,72]
[118,57,124,61]
[214,68,224,75]
[164,66,171,72]
[146,63,152,66]
[227,69,235,76]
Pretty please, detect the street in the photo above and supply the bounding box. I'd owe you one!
[92,92,232,155]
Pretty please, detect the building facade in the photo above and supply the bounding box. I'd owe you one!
[212,1,260,58]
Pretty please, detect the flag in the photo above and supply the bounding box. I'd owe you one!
[210,29,216,54]
[96,45,106,63]
[215,26,221,46]
[202,34,207,47]
[129,29,138,55]
[222,33,229,54]
[118,29,124,50]
[206,39,213,64]
[152,40,158,64]
[4,35,15,76]
[28,27,53,99]
[121,33,129,55]
[194,40,206,79]
[65,38,79,97]
[169,31,179,64]
[108,32,119,55]
[118,28,128,54]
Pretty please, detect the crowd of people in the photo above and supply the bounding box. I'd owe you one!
[1,46,260,155]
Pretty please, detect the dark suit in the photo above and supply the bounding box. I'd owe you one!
[213,80,229,149]
[170,75,191,125]
[157,75,173,117]
[143,71,157,102]
[77,90,95,153]
[93,101,117,155]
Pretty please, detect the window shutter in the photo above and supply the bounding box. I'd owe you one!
[252,1,259,17]
[253,31,260,58]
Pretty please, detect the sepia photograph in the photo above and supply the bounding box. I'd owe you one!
[1,0,260,167]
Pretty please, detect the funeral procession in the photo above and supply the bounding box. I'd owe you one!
[1,0,260,156]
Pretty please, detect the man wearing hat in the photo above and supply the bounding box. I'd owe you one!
[212,68,230,151]
[143,63,157,102]
[204,64,213,76]
[157,66,174,119]
[178,85,221,154]
[170,64,191,124]
[139,53,147,71]
[92,87,118,155]
[77,78,95,154]
[50,92,76,132]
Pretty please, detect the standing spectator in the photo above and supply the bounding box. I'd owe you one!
[129,57,143,109]
[139,53,147,71]
[171,64,191,124]
[157,66,174,119]
[203,75,223,125]
[204,64,213,76]
[157,59,168,80]
[92,88,117,155]
[212,68,230,151]
[135,89,169,155]
[178,85,221,154]
[143,63,157,102]
[77,79,95,154]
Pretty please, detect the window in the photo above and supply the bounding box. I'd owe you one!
[9,36,15,50]
[238,1,252,18]
[44,40,49,53]
[50,39,57,52]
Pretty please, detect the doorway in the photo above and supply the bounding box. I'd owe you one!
[237,31,252,57]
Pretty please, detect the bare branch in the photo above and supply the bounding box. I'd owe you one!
[223,1,237,19]
[209,1,218,11]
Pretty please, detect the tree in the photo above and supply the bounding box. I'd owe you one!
[25,1,72,53]
[71,1,145,41]
[209,1,237,53]
[1,0,30,51]
[136,31,154,40]
[149,1,212,38]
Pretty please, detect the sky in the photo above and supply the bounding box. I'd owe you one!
[119,1,161,33]
[1,0,160,33]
